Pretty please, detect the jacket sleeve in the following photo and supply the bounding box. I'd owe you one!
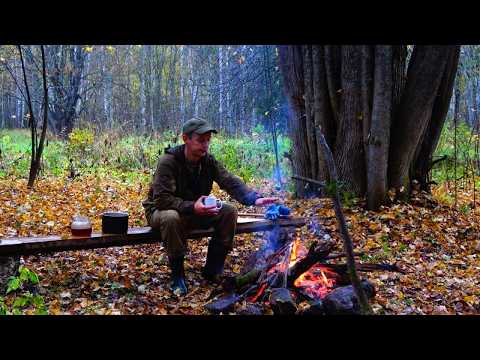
[212,157,262,206]
[151,156,195,215]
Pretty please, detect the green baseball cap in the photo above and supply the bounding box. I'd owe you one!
[182,117,217,135]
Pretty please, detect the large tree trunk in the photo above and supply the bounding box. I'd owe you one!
[311,46,336,183]
[279,45,460,210]
[47,45,86,136]
[388,46,456,192]
[278,45,310,197]
[335,46,366,195]
[302,45,318,180]
[412,47,460,191]
[366,46,393,210]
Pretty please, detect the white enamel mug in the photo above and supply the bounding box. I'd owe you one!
[203,195,223,209]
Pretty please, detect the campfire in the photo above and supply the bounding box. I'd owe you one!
[205,225,403,315]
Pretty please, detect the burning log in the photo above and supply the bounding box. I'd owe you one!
[207,219,402,315]
[269,288,297,315]
[223,241,372,293]
[287,240,334,287]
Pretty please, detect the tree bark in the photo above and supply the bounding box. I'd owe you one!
[302,45,318,179]
[335,46,366,195]
[366,46,393,210]
[279,44,460,208]
[324,45,341,125]
[388,46,453,192]
[311,45,335,182]
[278,45,310,197]
[412,46,460,190]
[360,45,374,159]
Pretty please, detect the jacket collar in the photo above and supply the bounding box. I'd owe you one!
[165,144,209,166]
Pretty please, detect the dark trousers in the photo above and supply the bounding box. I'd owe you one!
[147,203,238,259]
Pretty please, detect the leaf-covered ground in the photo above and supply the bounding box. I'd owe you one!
[1,175,479,315]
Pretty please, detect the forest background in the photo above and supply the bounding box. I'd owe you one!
[0,45,478,315]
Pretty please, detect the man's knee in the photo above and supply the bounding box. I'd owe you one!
[220,203,238,219]
[150,209,181,230]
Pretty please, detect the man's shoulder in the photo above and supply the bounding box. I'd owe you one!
[156,153,178,167]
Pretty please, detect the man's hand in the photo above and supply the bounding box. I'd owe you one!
[194,195,219,216]
[254,197,279,207]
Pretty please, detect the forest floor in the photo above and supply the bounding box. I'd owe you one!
[1,175,479,315]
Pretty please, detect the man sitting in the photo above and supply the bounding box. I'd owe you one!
[143,117,278,296]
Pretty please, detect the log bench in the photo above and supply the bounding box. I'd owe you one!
[0,216,306,257]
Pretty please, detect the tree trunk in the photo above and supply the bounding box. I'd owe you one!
[311,45,336,182]
[335,46,366,195]
[366,46,393,210]
[412,47,460,190]
[139,45,147,133]
[454,80,461,126]
[279,45,460,209]
[472,76,478,130]
[218,46,225,132]
[278,45,310,197]
[302,45,318,179]
[103,46,113,130]
[389,46,456,192]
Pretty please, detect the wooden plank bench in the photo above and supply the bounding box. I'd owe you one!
[0,216,306,257]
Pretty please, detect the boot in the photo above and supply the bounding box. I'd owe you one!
[201,240,228,284]
[169,256,188,296]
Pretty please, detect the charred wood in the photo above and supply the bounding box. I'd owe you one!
[321,280,376,315]
[269,288,297,315]
[287,240,334,287]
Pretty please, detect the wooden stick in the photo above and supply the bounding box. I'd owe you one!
[292,174,326,187]
[324,251,364,260]
[316,127,373,315]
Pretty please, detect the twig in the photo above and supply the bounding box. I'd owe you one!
[292,175,326,188]
[429,155,448,170]
[324,251,364,260]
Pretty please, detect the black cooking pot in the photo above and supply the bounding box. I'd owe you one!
[102,212,129,234]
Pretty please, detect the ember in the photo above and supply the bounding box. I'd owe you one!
[294,264,336,300]
[287,239,336,300]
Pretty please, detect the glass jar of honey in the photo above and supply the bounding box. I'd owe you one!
[70,215,92,237]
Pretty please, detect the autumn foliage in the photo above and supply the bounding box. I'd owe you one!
[0,172,479,314]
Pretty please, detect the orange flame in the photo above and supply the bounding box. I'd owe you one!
[289,238,306,268]
[289,239,336,299]
[293,264,336,299]
[261,238,337,302]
